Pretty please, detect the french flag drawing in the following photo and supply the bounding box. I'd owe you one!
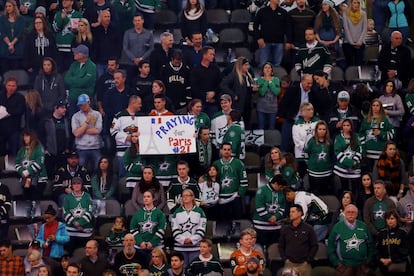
[151,117,162,124]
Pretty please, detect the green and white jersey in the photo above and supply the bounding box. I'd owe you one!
[359,117,394,159]
[334,132,362,178]
[171,205,206,252]
[212,158,248,199]
[305,137,333,178]
[223,122,245,160]
[253,184,285,230]
[294,191,329,225]
[210,110,245,148]
[130,206,166,247]
[328,219,374,267]
[146,155,178,187]
[63,192,94,237]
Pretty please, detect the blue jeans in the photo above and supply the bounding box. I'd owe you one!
[281,119,294,153]
[257,111,276,130]
[117,155,126,177]
[96,63,108,79]
[78,149,102,173]
[313,224,328,241]
[373,2,388,37]
[258,42,284,67]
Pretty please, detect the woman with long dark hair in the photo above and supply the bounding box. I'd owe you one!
[24,16,57,78]
[15,129,47,200]
[24,89,45,136]
[334,119,363,196]
[33,57,66,115]
[198,164,220,219]
[131,166,166,212]
[91,156,117,199]
[180,0,207,45]
[373,141,407,199]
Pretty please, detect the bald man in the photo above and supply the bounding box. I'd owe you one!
[378,31,411,86]
[114,234,148,275]
[328,205,374,276]
[80,239,110,276]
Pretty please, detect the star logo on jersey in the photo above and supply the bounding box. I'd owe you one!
[343,148,354,158]
[71,203,86,218]
[139,218,156,233]
[267,203,280,213]
[221,176,233,188]
[318,150,327,161]
[206,190,217,200]
[374,209,385,219]
[366,130,377,142]
[180,218,198,234]
[159,161,170,171]
[305,127,313,135]
[344,233,365,251]
[218,125,228,140]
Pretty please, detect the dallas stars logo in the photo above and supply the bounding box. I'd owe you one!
[206,190,217,200]
[374,207,385,219]
[221,176,233,188]
[267,203,280,213]
[218,125,228,140]
[71,203,86,218]
[139,218,156,233]
[179,218,198,234]
[344,233,365,251]
[159,161,170,171]
[318,150,327,161]
[305,127,313,135]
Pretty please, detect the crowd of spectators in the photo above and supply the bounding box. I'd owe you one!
[1,0,414,275]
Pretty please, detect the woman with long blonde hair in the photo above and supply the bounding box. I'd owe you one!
[342,0,367,66]
[25,89,45,135]
[220,57,255,126]
[72,18,93,53]
[359,99,395,171]
[15,129,47,200]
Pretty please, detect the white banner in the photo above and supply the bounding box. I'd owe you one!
[138,115,197,155]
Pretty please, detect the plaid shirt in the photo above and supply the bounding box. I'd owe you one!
[0,254,24,276]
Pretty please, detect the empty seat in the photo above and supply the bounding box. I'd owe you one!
[124,199,136,218]
[154,9,177,31]
[319,195,340,213]
[229,9,251,32]
[1,176,23,199]
[206,9,229,32]
[39,200,60,217]
[244,151,261,172]
[273,66,289,79]
[330,66,344,83]
[264,129,282,146]
[219,28,245,48]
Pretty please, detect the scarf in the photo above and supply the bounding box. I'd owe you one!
[197,139,212,168]
[348,10,362,25]
[184,7,204,21]
[377,155,401,183]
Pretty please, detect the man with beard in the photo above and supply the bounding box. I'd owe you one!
[183,32,204,68]
[114,234,148,276]
[96,58,119,117]
[53,151,91,206]
[241,257,261,276]
[294,27,332,76]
